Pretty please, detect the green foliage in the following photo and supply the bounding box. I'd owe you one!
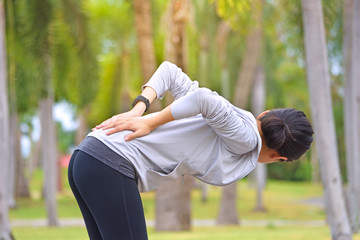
[83,0,140,125]
[268,158,312,181]
[213,0,253,32]
[87,53,123,125]
[6,0,49,112]
[52,0,100,110]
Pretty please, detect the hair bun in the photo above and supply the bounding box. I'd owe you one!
[261,116,287,151]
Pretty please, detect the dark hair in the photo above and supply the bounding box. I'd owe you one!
[259,108,314,161]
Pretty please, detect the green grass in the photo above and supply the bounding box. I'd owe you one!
[10,178,325,221]
[139,180,325,221]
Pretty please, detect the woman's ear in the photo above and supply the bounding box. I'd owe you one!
[270,151,288,162]
[257,110,270,120]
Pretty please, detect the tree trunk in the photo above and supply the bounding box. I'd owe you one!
[155,176,193,231]
[217,182,239,225]
[216,21,231,99]
[8,113,16,208]
[133,0,156,81]
[164,0,190,72]
[233,1,263,107]
[133,0,161,112]
[28,135,42,182]
[75,111,88,145]
[40,96,59,226]
[301,0,352,239]
[251,64,267,212]
[345,0,360,233]
[40,54,59,226]
[14,116,30,198]
[215,21,240,225]
[218,0,263,225]
[343,0,353,203]
[156,0,192,231]
[0,0,14,238]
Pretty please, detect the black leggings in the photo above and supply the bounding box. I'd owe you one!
[68,150,148,240]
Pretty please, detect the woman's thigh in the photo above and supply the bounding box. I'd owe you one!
[72,151,148,240]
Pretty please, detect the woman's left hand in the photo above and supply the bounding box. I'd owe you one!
[100,117,152,141]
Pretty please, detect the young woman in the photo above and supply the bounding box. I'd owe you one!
[68,61,314,240]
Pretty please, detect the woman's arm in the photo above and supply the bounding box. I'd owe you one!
[143,61,199,100]
[95,61,197,131]
[170,88,258,154]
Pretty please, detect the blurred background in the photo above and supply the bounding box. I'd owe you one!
[0,0,359,239]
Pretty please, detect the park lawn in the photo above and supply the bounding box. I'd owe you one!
[140,180,325,221]
[10,168,325,221]
[11,226,360,240]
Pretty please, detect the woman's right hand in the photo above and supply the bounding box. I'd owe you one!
[93,109,144,132]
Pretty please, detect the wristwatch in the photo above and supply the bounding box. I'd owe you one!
[132,95,150,112]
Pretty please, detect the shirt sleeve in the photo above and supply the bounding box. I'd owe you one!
[171,88,258,155]
[142,61,199,100]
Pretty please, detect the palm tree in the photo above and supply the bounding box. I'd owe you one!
[344,0,360,233]
[155,0,192,231]
[0,0,14,238]
[133,0,161,112]
[251,64,267,212]
[217,0,264,225]
[22,0,59,226]
[301,0,352,238]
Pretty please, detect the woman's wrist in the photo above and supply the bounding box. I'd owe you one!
[131,102,147,117]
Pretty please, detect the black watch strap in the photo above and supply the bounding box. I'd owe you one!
[132,95,150,112]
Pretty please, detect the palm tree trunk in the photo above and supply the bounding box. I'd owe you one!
[345,0,360,233]
[8,113,16,208]
[251,64,267,212]
[40,95,60,227]
[75,111,88,145]
[156,0,192,231]
[301,0,352,238]
[155,176,193,231]
[40,56,59,227]
[217,182,239,225]
[233,0,263,107]
[218,0,263,225]
[216,21,231,99]
[133,0,161,112]
[14,113,30,198]
[0,1,14,238]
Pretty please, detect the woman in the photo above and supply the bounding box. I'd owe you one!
[68,61,314,240]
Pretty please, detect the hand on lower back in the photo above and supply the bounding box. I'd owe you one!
[93,109,142,131]
[98,117,152,141]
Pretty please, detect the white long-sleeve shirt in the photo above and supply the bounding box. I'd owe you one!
[86,61,261,192]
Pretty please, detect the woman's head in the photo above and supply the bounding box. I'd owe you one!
[258,108,314,162]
